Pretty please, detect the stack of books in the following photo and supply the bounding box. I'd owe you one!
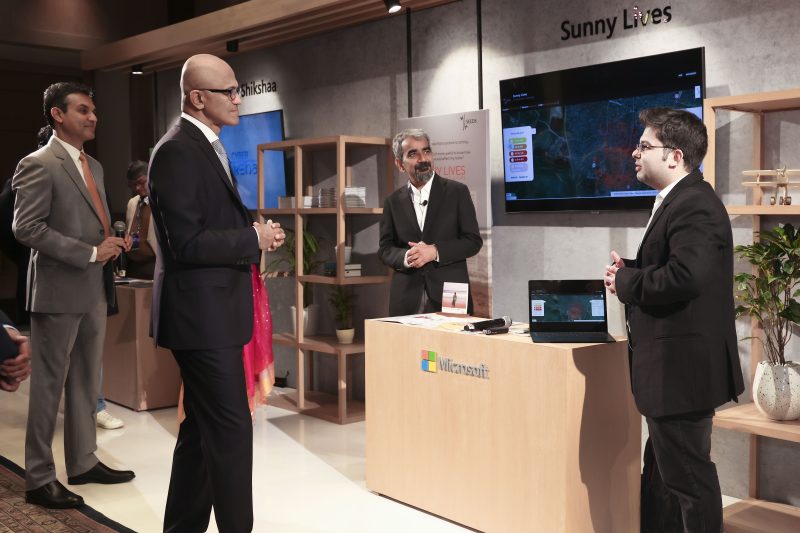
[344,263,362,277]
[318,187,337,207]
[344,187,366,207]
[277,196,295,208]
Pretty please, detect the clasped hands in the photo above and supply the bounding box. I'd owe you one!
[406,241,437,269]
[254,219,285,252]
[1,328,31,392]
[604,250,625,295]
[96,235,132,264]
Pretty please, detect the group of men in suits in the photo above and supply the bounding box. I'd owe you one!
[7,56,743,533]
[8,56,286,530]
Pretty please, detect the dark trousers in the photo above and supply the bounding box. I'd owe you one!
[642,411,722,533]
[164,346,253,533]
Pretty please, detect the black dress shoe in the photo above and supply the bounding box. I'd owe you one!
[26,480,84,509]
[67,461,135,485]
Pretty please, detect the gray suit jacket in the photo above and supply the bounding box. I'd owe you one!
[12,137,111,313]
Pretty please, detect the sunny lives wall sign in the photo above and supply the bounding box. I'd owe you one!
[561,4,673,41]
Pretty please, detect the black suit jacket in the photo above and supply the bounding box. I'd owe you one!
[148,118,260,350]
[0,309,17,362]
[0,179,28,265]
[378,175,482,316]
[616,169,745,418]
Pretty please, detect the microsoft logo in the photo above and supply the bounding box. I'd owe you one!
[421,350,437,373]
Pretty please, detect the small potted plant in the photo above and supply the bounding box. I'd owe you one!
[735,223,800,420]
[328,285,355,344]
[265,227,323,334]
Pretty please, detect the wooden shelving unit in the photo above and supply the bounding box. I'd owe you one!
[705,88,800,532]
[715,403,800,442]
[257,135,394,423]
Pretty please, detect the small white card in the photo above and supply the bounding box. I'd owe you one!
[441,282,469,314]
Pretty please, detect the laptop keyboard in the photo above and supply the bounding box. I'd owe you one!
[532,332,614,343]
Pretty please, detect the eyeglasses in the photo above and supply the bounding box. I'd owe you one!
[635,142,675,152]
[197,87,241,101]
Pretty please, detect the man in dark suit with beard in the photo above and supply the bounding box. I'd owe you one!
[379,128,482,315]
[604,108,744,533]
[148,54,284,533]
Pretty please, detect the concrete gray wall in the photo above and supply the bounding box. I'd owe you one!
[96,0,800,504]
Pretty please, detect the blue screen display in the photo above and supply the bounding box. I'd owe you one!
[219,110,286,209]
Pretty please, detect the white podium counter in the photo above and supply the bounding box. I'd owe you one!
[365,319,640,533]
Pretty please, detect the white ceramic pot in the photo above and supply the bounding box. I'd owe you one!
[290,303,320,336]
[335,328,355,344]
[753,360,800,421]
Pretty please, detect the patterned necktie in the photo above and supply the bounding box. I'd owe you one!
[79,153,111,238]
[211,139,234,185]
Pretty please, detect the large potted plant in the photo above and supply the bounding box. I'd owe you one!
[328,285,355,344]
[735,223,800,420]
[266,227,323,335]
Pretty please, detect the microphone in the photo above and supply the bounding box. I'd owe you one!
[464,316,511,331]
[113,220,127,277]
[421,200,428,206]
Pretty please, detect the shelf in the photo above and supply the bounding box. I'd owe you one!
[298,207,337,214]
[706,88,800,114]
[707,87,800,520]
[344,207,383,215]
[257,134,393,425]
[257,135,390,152]
[272,332,365,355]
[269,389,365,424]
[727,205,800,215]
[258,207,384,215]
[723,499,800,533]
[340,275,391,285]
[299,334,365,355]
[258,208,296,215]
[713,403,800,442]
[272,332,297,348]
[298,274,391,285]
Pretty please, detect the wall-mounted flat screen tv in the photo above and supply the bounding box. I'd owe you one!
[219,109,286,209]
[500,48,705,212]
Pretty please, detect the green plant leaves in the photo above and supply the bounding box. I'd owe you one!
[734,223,800,366]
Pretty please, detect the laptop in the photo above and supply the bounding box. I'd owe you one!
[528,280,616,344]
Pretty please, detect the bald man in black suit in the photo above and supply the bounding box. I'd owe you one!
[149,54,284,533]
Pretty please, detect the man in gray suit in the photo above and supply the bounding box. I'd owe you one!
[12,82,135,509]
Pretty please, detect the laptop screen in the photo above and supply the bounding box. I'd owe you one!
[528,280,609,333]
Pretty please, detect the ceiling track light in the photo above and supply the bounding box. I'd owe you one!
[384,0,402,14]
[226,39,239,53]
[131,64,144,75]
